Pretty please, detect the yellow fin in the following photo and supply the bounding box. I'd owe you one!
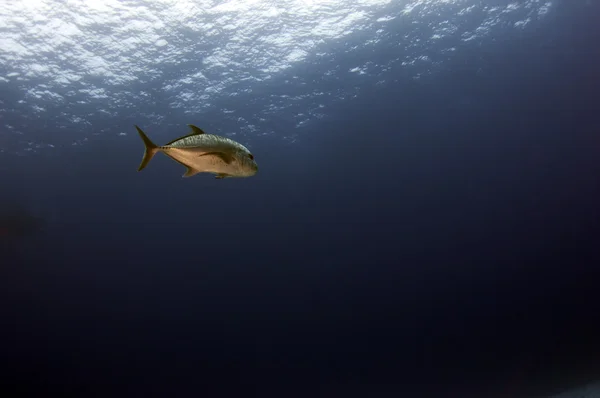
[187,124,207,135]
[165,132,199,146]
[163,124,207,146]
[135,125,159,171]
[183,167,201,178]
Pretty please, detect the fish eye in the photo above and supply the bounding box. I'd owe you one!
[248,154,254,160]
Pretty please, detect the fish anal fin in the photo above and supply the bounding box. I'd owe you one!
[160,150,198,177]
[215,173,229,179]
[183,167,201,178]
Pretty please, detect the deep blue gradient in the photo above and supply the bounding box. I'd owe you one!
[1,2,600,397]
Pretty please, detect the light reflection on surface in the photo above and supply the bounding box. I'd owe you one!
[0,0,552,153]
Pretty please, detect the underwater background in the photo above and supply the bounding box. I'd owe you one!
[1,0,599,397]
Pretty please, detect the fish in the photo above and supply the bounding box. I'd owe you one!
[135,124,258,179]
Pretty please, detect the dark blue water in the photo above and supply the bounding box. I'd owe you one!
[1,1,599,397]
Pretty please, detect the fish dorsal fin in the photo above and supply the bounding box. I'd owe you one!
[165,134,196,146]
[164,124,207,146]
[187,124,207,135]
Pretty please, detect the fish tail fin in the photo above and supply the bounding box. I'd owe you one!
[135,125,159,171]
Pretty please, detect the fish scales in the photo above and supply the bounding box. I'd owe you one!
[168,134,249,152]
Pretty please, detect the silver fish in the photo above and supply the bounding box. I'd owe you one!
[135,124,258,179]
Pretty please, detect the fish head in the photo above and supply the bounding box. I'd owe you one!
[234,149,258,177]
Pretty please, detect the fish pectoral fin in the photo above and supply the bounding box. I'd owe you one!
[215,173,229,179]
[200,151,234,164]
[183,167,201,178]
